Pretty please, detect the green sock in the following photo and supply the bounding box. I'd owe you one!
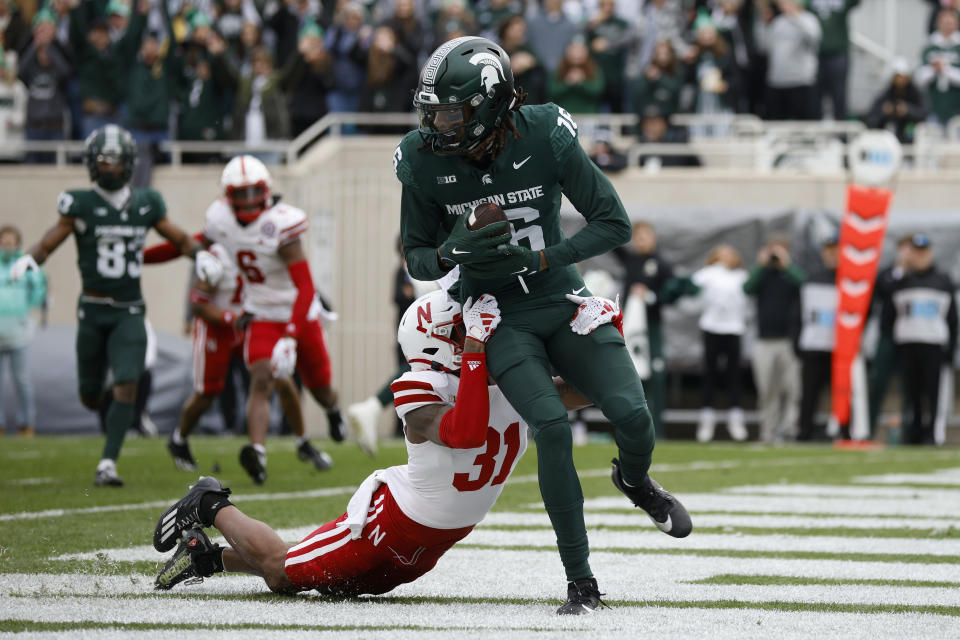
[617,448,653,488]
[102,400,135,461]
[375,382,393,407]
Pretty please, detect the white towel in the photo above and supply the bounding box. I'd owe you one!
[344,470,386,540]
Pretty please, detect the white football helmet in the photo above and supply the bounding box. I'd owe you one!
[398,290,464,373]
[220,155,273,223]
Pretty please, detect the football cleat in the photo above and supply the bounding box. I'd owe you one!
[154,527,222,591]
[346,397,380,457]
[94,461,123,487]
[611,458,692,538]
[556,577,607,615]
[167,434,198,472]
[297,440,334,471]
[328,409,347,443]
[240,444,268,484]
[153,476,232,552]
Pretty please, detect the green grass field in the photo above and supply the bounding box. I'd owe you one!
[3,435,960,638]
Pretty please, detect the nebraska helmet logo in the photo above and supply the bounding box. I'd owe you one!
[416,303,432,334]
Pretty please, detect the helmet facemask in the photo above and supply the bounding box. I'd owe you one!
[85,125,136,191]
[226,182,270,224]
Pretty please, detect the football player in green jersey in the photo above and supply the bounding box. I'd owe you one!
[396,37,692,614]
[10,125,223,487]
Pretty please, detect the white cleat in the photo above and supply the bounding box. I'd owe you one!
[347,396,381,457]
[727,407,748,441]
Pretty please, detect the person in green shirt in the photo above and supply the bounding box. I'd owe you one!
[547,39,605,114]
[916,8,960,125]
[10,125,223,487]
[397,36,691,615]
[0,226,46,438]
[810,0,861,119]
[586,0,636,112]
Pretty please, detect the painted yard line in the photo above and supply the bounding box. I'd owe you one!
[0,487,356,522]
[4,478,54,486]
[577,494,960,517]
[854,468,960,486]
[691,575,960,588]
[2,607,958,640]
[721,484,960,500]
[479,511,960,531]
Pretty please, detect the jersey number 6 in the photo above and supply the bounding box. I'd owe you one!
[452,422,521,492]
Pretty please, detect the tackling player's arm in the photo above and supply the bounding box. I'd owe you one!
[189,276,238,326]
[154,217,222,284]
[404,337,490,448]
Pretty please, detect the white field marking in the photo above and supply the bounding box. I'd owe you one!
[576,494,960,517]
[5,477,55,486]
[3,450,43,459]
[461,528,960,557]
[854,467,960,486]
[479,511,960,531]
[721,484,960,500]
[0,486,356,522]
[0,610,958,640]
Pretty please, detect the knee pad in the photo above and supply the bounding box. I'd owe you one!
[601,395,655,455]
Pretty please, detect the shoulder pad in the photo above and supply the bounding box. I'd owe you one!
[543,102,580,164]
[57,190,82,217]
[394,131,424,188]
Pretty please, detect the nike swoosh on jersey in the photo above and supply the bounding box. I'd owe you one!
[451,248,470,255]
[513,156,532,169]
[573,286,586,294]
[512,267,529,275]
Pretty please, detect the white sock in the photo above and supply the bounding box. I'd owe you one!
[296,436,309,447]
[252,443,266,455]
[97,458,115,472]
[171,429,184,445]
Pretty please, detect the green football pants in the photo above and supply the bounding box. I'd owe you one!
[76,301,147,402]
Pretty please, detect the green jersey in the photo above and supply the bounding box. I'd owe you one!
[397,102,631,306]
[57,188,167,301]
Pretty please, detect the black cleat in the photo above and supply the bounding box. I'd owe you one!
[167,435,198,472]
[153,476,231,552]
[239,444,267,485]
[328,409,347,443]
[297,440,334,471]
[611,458,692,538]
[556,577,607,615]
[154,527,222,591]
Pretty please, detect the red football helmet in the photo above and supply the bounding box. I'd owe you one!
[220,155,272,224]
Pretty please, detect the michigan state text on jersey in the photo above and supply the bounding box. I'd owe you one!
[396,37,692,615]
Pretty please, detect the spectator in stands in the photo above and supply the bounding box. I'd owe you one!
[636,105,701,168]
[586,0,634,113]
[227,45,291,150]
[755,0,822,120]
[810,0,860,120]
[548,38,605,113]
[0,225,46,438]
[926,0,959,34]
[633,39,685,118]
[865,59,927,143]
[743,234,805,444]
[612,221,678,437]
[691,244,750,443]
[385,0,426,72]
[227,21,263,78]
[19,10,72,163]
[0,43,26,159]
[127,31,178,185]
[360,25,417,122]
[213,0,261,54]
[433,0,476,43]
[70,0,148,137]
[711,0,752,113]
[498,14,546,105]
[527,0,578,74]
[588,132,628,173]
[892,233,957,445]
[476,0,521,39]
[263,0,318,69]
[324,2,372,127]
[639,0,689,70]
[175,26,232,143]
[915,8,960,126]
[0,0,28,54]
[795,232,839,441]
[282,21,331,137]
[686,12,732,135]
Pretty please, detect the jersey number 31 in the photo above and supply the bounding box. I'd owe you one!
[452,422,521,492]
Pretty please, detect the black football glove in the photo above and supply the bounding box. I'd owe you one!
[438,216,511,268]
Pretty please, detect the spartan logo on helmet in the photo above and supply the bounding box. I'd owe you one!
[468,51,505,96]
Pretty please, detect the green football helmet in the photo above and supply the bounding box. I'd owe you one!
[414,36,515,155]
[84,124,137,190]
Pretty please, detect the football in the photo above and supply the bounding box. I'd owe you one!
[467,202,508,231]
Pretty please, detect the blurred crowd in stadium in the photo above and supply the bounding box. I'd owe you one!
[0,0,957,161]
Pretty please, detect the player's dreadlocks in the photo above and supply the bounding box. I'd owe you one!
[465,87,528,167]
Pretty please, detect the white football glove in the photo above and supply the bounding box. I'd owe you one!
[566,294,623,336]
[308,296,338,324]
[195,249,224,287]
[9,255,39,282]
[270,337,298,378]
[462,293,501,343]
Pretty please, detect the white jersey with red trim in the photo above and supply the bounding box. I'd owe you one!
[203,199,309,322]
[383,370,528,530]
[206,243,243,313]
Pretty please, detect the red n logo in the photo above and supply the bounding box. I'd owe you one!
[416,303,432,334]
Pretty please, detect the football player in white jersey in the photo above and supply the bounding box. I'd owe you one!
[200,155,344,484]
[153,289,597,600]
[166,244,325,473]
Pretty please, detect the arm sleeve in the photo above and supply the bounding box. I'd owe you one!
[544,139,631,269]
[400,184,449,281]
[784,263,807,286]
[143,232,205,263]
[437,353,490,449]
[284,259,315,337]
